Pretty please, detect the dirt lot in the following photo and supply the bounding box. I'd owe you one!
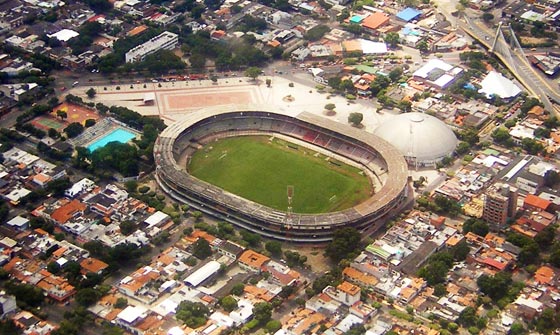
[520,36,552,45]
[292,246,331,273]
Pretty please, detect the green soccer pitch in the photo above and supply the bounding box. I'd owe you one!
[187,135,373,214]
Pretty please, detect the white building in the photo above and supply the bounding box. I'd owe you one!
[184,260,221,287]
[5,216,29,231]
[125,31,179,63]
[0,292,17,318]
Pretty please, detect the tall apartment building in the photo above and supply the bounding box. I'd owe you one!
[125,31,179,63]
[482,183,518,231]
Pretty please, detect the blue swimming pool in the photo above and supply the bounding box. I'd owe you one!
[88,128,136,152]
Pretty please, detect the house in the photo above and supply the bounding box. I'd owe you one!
[534,266,556,286]
[396,7,422,22]
[0,83,39,102]
[323,281,361,306]
[144,211,171,228]
[361,12,390,33]
[50,199,86,225]
[5,216,29,231]
[512,210,556,235]
[65,178,95,198]
[216,240,245,260]
[238,250,270,272]
[523,194,552,212]
[36,272,76,302]
[80,257,109,275]
[264,261,300,286]
[0,292,16,318]
[343,266,379,289]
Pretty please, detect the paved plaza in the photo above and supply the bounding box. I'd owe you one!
[71,76,398,133]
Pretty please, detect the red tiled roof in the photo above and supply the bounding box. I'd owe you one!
[50,199,86,224]
[524,194,551,211]
[480,258,507,271]
[362,12,390,30]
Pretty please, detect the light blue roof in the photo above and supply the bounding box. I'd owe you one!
[350,15,363,23]
[396,7,422,22]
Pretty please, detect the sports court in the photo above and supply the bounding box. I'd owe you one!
[31,116,65,131]
[51,102,100,125]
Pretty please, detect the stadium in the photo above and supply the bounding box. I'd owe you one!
[155,105,409,243]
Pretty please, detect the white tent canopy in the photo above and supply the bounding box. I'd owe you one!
[478,71,521,99]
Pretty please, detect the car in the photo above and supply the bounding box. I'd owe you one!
[60,87,66,91]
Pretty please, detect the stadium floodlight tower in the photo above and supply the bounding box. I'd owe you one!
[286,185,294,227]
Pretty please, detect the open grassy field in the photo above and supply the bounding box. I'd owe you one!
[187,136,372,214]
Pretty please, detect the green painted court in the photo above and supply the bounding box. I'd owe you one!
[187,136,372,214]
[32,116,65,131]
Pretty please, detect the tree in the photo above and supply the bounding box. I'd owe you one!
[252,302,272,324]
[521,138,544,155]
[434,283,447,297]
[482,13,494,22]
[75,287,100,306]
[240,230,261,248]
[192,211,203,222]
[477,272,512,301]
[114,297,128,309]
[119,220,137,236]
[83,119,95,128]
[0,319,18,335]
[266,78,271,87]
[325,227,361,262]
[220,295,238,312]
[462,218,489,237]
[418,260,450,285]
[46,178,72,197]
[348,112,363,127]
[176,301,210,328]
[384,32,400,48]
[455,141,470,155]
[451,240,470,261]
[193,238,212,260]
[533,127,550,139]
[48,127,60,139]
[56,110,67,120]
[86,88,96,98]
[47,261,61,274]
[265,320,282,333]
[535,308,560,334]
[508,322,527,335]
[389,67,403,82]
[304,25,330,41]
[64,122,84,138]
[265,241,282,257]
[417,40,429,53]
[245,67,261,81]
[491,127,513,146]
[324,103,336,112]
[231,283,245,296]
[5,281,45,308]
[544,170,560,187]
[345,324,366,335]
[457,127,479,146]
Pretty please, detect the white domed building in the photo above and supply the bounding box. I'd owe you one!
[374,112,458,167]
